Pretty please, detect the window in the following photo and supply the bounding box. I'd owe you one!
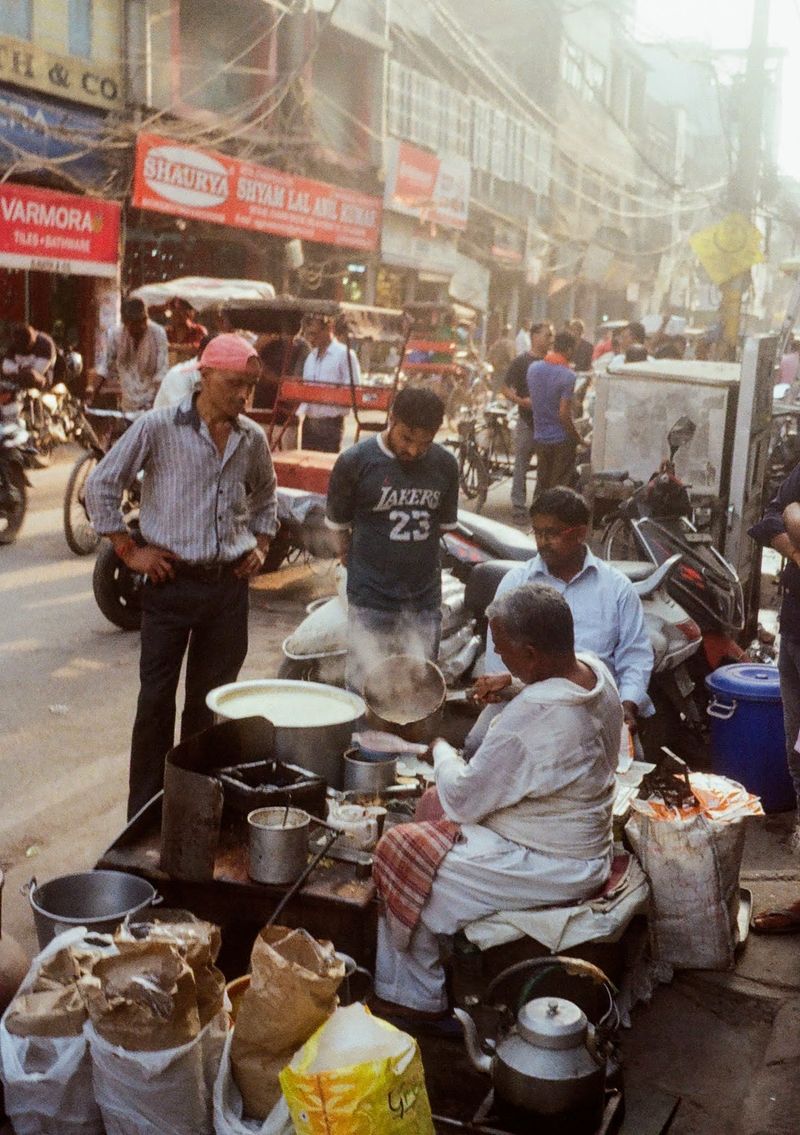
[439,85,470,159]
[558,157,578,209]
[410,71,439,149]
[561,41,607,103]
[471,97,492,173]
[524,124,551,197]
[387,61,446,152]
[0,0,32,39]
[68,0,92,58]
[490,109,508,179]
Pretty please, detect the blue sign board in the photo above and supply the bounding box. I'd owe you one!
[0,85,116,188]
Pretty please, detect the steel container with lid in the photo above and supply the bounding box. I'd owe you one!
[706,664,793,812]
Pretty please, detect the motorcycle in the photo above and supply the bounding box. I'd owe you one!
[0,385,39,544]
[91,486,336,631]
[19,381,86,468]
[280,510,703,758]
[596,416,746,750]
[12,345,86,468]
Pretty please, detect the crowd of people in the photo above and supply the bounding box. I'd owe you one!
[8,292,800,1034]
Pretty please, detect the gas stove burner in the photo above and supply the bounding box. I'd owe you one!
[433,1087,624,1134]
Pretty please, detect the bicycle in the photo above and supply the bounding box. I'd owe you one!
[63,407,140,555]
[452,401,516,513]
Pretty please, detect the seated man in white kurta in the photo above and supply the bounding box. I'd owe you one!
[372,582,623,1023]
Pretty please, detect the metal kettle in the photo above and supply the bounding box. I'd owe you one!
[454,956,618,1133]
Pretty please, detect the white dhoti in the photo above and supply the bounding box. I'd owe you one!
[374,824,610,1013]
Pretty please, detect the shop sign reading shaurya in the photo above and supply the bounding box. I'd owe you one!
[132,134,382,252]
[0,183,120,277]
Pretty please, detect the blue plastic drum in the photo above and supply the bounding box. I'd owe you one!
[705,664,795,813]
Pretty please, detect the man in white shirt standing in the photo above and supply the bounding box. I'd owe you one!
[99,297,169,412]
[514,324,532,355]
[300,314,361,452]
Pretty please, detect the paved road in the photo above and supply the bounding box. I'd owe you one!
[0,447,335,956]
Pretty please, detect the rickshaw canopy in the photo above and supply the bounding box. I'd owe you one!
[222,297,409,341]
[130,276,276,310]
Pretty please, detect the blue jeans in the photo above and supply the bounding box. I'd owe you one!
[346,605,442,694]
[129,574,249,818]
[511,417,536,514]
[778,636,800,814]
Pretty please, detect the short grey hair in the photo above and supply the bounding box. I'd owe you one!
[486,583,574,654]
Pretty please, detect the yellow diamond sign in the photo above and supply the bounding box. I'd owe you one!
[689,213,764,285]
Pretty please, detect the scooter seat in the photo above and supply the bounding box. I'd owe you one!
[592,469,630,482]
[456,509,536,562]
[464,560,518,616]
[610,559,656,582]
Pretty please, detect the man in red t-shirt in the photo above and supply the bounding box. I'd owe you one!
[166,297,207,360]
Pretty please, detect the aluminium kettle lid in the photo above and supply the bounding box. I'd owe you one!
[517,997,588,1050]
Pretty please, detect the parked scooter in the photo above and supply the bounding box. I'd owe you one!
[596,417,745,749]
[0,384,39,544]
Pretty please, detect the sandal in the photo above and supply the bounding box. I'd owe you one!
[751,902,800,934]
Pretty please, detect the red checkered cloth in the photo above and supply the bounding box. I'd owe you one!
[373,819,460,950]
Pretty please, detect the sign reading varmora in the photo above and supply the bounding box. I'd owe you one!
[0,183,120,277]
[132,134,383,252]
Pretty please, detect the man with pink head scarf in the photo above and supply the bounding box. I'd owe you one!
[86,334,278,816]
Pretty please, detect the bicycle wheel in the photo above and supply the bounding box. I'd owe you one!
[64,452,100,555]
[458,438,489,511]
[601,517,642,562]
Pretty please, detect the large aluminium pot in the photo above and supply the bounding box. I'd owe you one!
[29,871,158,950]
[362,655,446,743]
[206,679,366,789]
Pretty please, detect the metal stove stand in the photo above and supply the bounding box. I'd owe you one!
[432,1087,624,1134]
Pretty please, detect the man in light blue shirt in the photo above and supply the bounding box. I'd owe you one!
[472,487,653,745]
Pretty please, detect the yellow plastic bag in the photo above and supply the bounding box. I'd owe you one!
[279,1004,434,1135]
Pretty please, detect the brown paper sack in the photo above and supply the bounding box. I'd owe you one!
[4,944,93,1038]
[230,925,344,1120]
[84,940,201,1051]
[115,911,225,1027]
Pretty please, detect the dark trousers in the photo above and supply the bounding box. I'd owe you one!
[778,636,800,814]
[301,415,345,453]
[128,574,249,819]
[534,439,577,495]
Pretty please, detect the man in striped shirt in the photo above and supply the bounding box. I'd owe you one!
[86,334,278,818]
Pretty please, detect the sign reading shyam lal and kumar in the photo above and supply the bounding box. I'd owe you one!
[132,133,383,253]
[0,183,120,277]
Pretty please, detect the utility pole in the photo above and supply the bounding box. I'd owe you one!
[718,0,770,359]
